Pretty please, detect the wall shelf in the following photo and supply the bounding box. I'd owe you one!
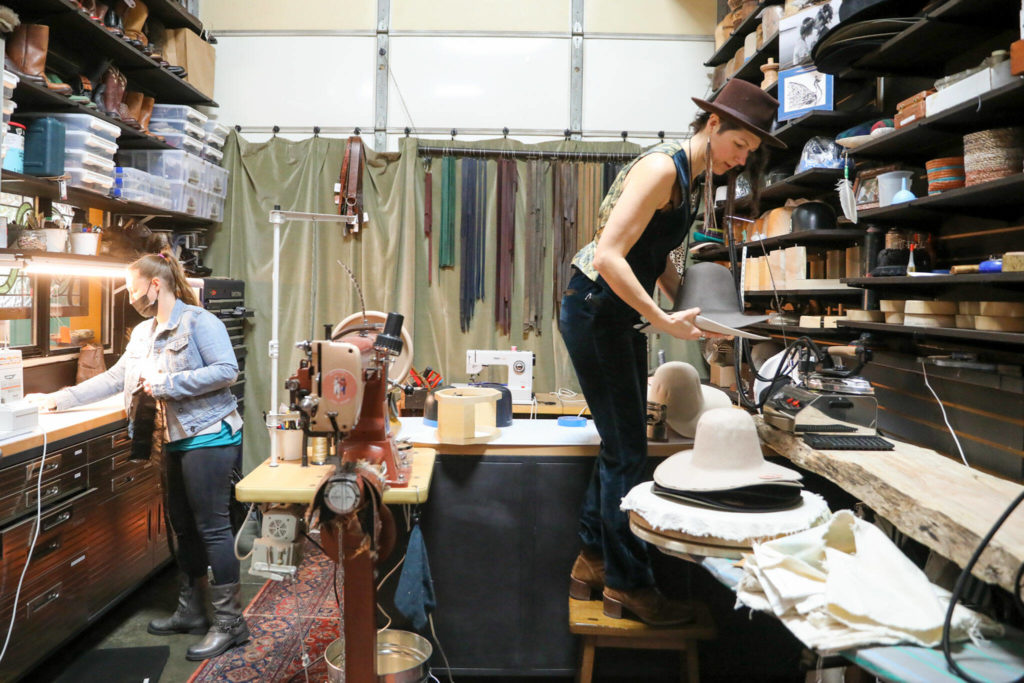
[704,1,782,68]
[709,34,779,101]
[857,173,1024,222]
[1,170,213,227]
[748,322,859,337]
[842,273,1024,289]
[838,320,1024,346]
[6,0,216,106]
[772,110,876,150]
[13,80,174,151]
[145,0,204,34]
[744,287,862,297]
[761,167,844,200]
[849,79,1024,159]
[696,229,863,261]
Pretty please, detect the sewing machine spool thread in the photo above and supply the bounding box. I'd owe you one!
[435,386,502,444]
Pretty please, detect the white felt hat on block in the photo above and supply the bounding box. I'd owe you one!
[648,361,733,439]
[654,407,802,492]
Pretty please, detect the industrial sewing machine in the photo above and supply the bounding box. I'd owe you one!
[466,348,535,404]
[249,310,412,682]
[762,342,880,436]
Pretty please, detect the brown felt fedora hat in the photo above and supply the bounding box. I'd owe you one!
[693,79,786,149]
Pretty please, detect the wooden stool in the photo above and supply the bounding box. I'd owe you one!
[568,597,716,683]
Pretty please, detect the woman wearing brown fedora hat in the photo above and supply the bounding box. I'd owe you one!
[559,78,784,626]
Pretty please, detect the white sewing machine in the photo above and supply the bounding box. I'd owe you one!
[466,349,534,404]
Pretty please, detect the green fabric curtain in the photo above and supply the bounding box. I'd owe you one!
[206,134,703,472]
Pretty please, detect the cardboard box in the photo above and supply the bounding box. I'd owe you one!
[926,60,1016,117]
[710,363,737,389]
[895,99,926,128]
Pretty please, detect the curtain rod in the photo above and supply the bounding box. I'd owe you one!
[416,145,639,161]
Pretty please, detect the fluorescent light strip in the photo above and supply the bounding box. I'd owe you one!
[22,258,128,279]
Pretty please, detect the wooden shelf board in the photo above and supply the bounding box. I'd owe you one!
[843,273,1024,288]
[745,287,862,297]
[838,320,1024,345]
[696,229,863,261]
[1,170,214,227]
[708,34,780,101]
[146,0,204,33]
[772,110,876,149]
[748,322,860,336]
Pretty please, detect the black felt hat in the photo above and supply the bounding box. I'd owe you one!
[672,262,769,333]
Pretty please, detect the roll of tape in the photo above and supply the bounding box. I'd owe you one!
[558,415,587,427]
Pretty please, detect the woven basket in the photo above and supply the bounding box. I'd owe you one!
[963,128,1024,186]
[926,156,965,194]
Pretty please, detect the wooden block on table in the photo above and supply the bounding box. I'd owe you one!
[822,315,847,329]
[905,300,957,315]
[975,316,1024,332]
[1004,251,1024,272]
[768,250,786,290]
[979,301,1024,317]
[826,249,845,279]
[799,315,823,328]
[845,246,862,278]
[710,363,736,389]
[808,254,826,280]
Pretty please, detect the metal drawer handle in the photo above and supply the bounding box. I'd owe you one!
[34,538,62,560]
[26,456,62,482]
[42,509,72,532]
[111,433,132,449]
[25,484,61,508]
[28,585,62,615]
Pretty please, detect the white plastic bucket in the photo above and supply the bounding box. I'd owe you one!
[69,231,100,255]
[268,427,304,461]
[877,171,914,207]
[42,228,68,252]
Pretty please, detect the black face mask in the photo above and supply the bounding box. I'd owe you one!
[131,283,158,318]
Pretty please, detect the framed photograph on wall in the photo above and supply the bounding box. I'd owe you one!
[779,0,841,69]
[778,65,834,121]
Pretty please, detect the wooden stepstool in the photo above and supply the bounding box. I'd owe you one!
[568,597,716,683]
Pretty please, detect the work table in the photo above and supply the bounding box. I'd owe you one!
[0,396,126,463]
[756,416,1024,594]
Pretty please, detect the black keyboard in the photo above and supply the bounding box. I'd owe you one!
[795,424,858,433]
[802,434,894,451]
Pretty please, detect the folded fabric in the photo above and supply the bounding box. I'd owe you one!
[736,510,1004,653]
[395,524,436,632]
[836,118,894,140]
[621,481,831,542]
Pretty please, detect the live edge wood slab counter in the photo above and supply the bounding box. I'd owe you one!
[756,416,1024,593]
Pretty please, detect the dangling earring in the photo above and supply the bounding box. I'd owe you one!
[703,135,719,241]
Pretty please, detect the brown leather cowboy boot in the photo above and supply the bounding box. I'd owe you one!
[569,548,605,600]
[5,24,48,85]
[602,586,694,626]
[123,0,148,48]
[99,66,124,118]
[123,90,144,129]
[139,95,155,133]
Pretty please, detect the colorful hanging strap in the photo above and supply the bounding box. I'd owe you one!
[439,156,456,269]
[424,168,433,285]
[523,160,545,336]
[495,158,517,336]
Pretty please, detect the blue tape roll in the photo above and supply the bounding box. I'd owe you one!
[422,418,438,428]
[558,415,587,427]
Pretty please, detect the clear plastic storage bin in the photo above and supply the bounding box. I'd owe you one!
[203,144,224,164]
[169,180,204,215]
[208,165,229,197]
[67,165,114,192]
[66,148,115,173]
[65,130,119,157]
[203,120,231,138]
[207,191,225,222]
[3,70,19,101]
[160,132,204,156]
[151,104,208,126]
[121,149,205,187]
[150,117,205,140]
[25,112,121,142]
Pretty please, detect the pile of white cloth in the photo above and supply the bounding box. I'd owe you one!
[736,510,1003,652]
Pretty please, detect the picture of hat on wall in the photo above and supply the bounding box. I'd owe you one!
[778,64,834,121]
[780,0,840,68]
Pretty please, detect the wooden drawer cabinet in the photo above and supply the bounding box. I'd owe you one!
[0,444,89,527]
[0,489,94,589]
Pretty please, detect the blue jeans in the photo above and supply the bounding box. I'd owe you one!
[163,443,243,585]
[559,269,654,591]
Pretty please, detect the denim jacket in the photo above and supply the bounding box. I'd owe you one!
[54,299,239,437]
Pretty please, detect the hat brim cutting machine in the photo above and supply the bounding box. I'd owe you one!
[466,349,535,404]
[253,311,411,682]
[761,339,880,436]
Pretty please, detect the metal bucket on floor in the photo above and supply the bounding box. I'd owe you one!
[325,629,433,683]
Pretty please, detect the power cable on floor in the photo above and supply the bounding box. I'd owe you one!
[0,431,48,665]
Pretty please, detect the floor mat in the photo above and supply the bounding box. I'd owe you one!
[54,645,170,683]
[188,541,341,683]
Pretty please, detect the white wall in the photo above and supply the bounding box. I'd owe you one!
[200,0,715,146]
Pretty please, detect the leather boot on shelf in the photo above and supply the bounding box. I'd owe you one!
[602,586,694,626]
[98,66,125,118]
[139,95,155,133]
[569,548,605,600]
[104,1,125,36]
[5,24,48,85]
[186,582,250,661]
[123,0,149,49]
[148,575,210,635]
[44,72,73,96]
[123,90,144,129]
[93,2,110,22]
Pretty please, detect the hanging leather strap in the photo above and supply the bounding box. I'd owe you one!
[523,160,545,336]
[439,156,456,270]
[552,162,578,317]
[424,169,433,285]
[495,158,517,336]
[339,135,365,230]
[460,158,489,332]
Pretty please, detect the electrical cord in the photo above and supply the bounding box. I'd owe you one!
[0,431,48,665]
[920,358,970,468]
[429,612,455,683]
[941,487,1024,683]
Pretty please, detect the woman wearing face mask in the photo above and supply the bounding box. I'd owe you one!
[560,79,784,625]
[26,248,246,661]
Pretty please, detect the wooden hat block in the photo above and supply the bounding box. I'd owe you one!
[436,387,501,444]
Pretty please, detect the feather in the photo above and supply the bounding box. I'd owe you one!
[837,178,857,223]
[0,7,20,33]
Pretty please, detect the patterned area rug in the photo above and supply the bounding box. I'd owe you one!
[188,541,341,683]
